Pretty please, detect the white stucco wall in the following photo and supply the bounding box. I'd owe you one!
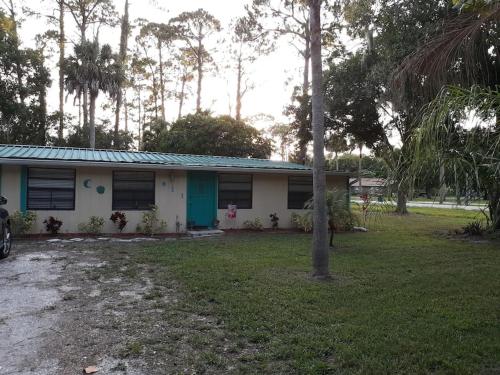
[217,173,347,229]
[0,165,187,234]
[0,164,348,234]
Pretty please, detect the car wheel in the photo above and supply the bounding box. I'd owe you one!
[0,223,12,259]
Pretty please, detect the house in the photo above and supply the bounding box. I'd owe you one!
[0,145,350,234]
[349,177,386,196]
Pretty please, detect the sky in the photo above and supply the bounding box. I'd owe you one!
[16,0,306,136]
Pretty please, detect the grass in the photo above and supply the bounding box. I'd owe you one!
[135,207,500,374]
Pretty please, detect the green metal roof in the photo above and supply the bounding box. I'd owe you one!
[0,144,312,171]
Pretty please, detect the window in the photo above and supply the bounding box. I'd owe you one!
[112,171,155,210]
[218,174,252,209]
[27,168,75,210]
[288,176,313,209]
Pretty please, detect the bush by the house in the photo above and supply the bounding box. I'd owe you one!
[291,212,313,233]
[270,213,279,230]
[10,211,37,235]
[243,218,263,231]
[78,216,105,235]
[110,211,127,232]
[43,216,63,235]
[136,205,166,235]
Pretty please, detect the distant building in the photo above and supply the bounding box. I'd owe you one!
[350,178,386,196]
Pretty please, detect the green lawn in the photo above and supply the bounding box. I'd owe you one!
[137,208,500,374]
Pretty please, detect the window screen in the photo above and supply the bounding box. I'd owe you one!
[218,174,252,209]
[112,171,155,210]
[27,168,75,210]
[288,176,313,209]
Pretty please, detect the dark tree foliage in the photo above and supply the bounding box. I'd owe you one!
[142,113,273,158]
[324,52,384,149]
[0,11,52,145]
[323,0,450,214]
[286,91,312,164]
[62,121,134,149]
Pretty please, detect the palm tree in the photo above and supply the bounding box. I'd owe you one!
[393,0,500,230]
[65,41,121,148]
[310,0,329,278]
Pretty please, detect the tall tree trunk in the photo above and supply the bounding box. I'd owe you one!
[7,0,25,103]
[137,88,142,150]
[124,94,128,132]
[487,183,500,230]
[152,73,159,120]
[335,152,339,171]
[296,26,311,165]
[39,81,48,145]
[158,40,166,121]
[358,144,363,192]
[83,86,89,129]
[464,173,470,206]
[454,162,461,205]
[396,188,408,214]
[80,26,89,133]
[178,76,186,120]
[439,162,447,204]
[235,53,243,121]
[58,0,65,141]
[89,94,96,149]
[78,93,82,127]
[310,0,329,278]
[303,27,310,95]
[114,0,129,148]
[196,37,203,112]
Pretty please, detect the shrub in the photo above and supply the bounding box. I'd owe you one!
[462,220,485,236]
[110,211,127,232]
[136,205,166,235]
[243,218,263,231]
[270,213,279,230]
[291,212,313,232]
[44,216,63,235]
[78,216,105,235]
[10,211,37,235]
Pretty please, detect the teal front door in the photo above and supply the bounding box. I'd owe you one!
[187,172,217,228]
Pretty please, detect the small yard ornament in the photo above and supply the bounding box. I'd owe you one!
[227,204,237,220]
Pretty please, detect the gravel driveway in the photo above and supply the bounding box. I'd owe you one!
[0,239,257,374]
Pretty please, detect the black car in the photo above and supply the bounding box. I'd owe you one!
[0,196,12,259]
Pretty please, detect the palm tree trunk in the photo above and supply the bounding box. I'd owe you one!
[178,76,186,120]
[196,39,203,113]
[78,93,82,127]
[158,40,166,121]
[89,94,96,149]
[439,162,447,204]
[124,94,128,132]
[310,0,329,279]
[454,162,461,205]
[58,0,65,141]
[83,85,89,129]
[114,0,129,148]
[235,53,243,121]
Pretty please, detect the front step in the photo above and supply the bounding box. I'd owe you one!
[186,229,224,238]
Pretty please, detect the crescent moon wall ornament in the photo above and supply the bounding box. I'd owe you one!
[83,179,92,189]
